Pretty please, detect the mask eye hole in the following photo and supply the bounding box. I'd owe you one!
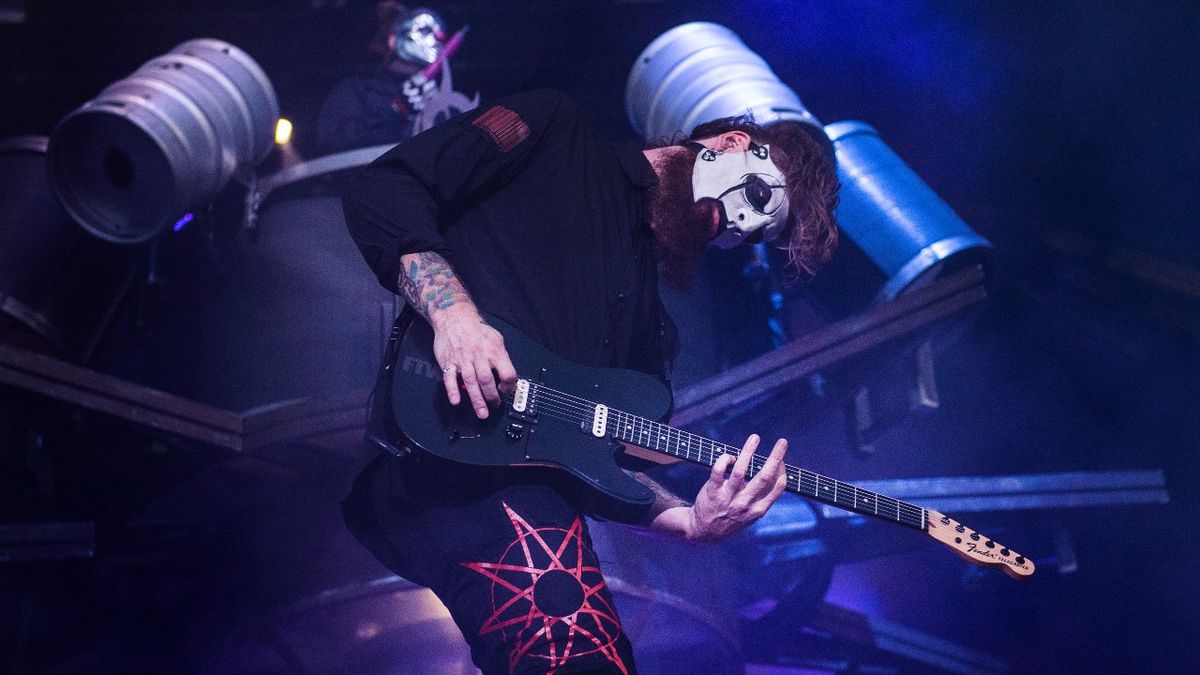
[744,176,775,212]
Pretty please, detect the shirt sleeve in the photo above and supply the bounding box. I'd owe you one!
[341,89,580,293]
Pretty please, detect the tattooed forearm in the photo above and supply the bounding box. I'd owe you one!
[398,251,475,322]
[628,470,691,521]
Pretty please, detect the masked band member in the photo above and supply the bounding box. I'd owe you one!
[341,89,839,674]
[317,2,475,154]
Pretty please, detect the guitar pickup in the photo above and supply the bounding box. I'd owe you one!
[508,378,538,423]
[591,404,609,438]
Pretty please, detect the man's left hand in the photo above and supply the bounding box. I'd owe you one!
[684,434,788,543]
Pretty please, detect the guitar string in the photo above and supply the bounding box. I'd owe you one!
[528,395,926,528]
[519,383,926,526]
[524,385,927,525]
[523,382,920,512]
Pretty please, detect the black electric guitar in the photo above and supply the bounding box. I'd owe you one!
[386,311,1034,580]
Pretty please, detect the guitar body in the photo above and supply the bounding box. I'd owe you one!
[389,310,673,522]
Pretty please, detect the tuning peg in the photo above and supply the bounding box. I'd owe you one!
[1000,547,1010,556]
[970,532,980,541]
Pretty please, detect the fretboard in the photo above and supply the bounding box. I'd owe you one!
[528,382,927,531]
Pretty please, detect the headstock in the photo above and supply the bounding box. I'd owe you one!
[924,510,1035,580]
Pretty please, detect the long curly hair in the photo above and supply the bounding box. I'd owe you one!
[684,116,840,278]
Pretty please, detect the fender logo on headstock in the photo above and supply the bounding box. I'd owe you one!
[964,542,1033,571]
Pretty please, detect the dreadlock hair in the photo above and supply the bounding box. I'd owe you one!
[684,116,840,279]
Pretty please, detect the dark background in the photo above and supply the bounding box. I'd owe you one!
[2,1,1198,673]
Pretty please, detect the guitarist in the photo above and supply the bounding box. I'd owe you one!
[341,89,839,674]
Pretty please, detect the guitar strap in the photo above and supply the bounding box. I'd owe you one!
[364,310,410,458]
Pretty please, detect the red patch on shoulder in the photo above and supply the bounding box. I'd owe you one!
[472,105,531,153]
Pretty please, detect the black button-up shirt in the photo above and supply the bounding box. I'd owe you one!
[342,89,675,379]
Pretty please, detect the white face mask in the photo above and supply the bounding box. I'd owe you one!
[691,142,789,249]
[395,9,446,66]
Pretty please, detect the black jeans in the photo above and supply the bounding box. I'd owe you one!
[343,453,637,674]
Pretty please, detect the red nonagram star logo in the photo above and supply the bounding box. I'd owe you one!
[461,502,629,674]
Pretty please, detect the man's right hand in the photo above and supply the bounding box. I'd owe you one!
[430,305,518,420]
[397,250,517,419]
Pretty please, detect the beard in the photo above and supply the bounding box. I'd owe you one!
[647,146,717,287]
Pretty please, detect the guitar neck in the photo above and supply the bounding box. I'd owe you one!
[596,401,928,531]
[518,380,927,530]
[511,378,1032,578]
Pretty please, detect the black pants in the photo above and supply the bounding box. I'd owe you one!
[343,453,638,674]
